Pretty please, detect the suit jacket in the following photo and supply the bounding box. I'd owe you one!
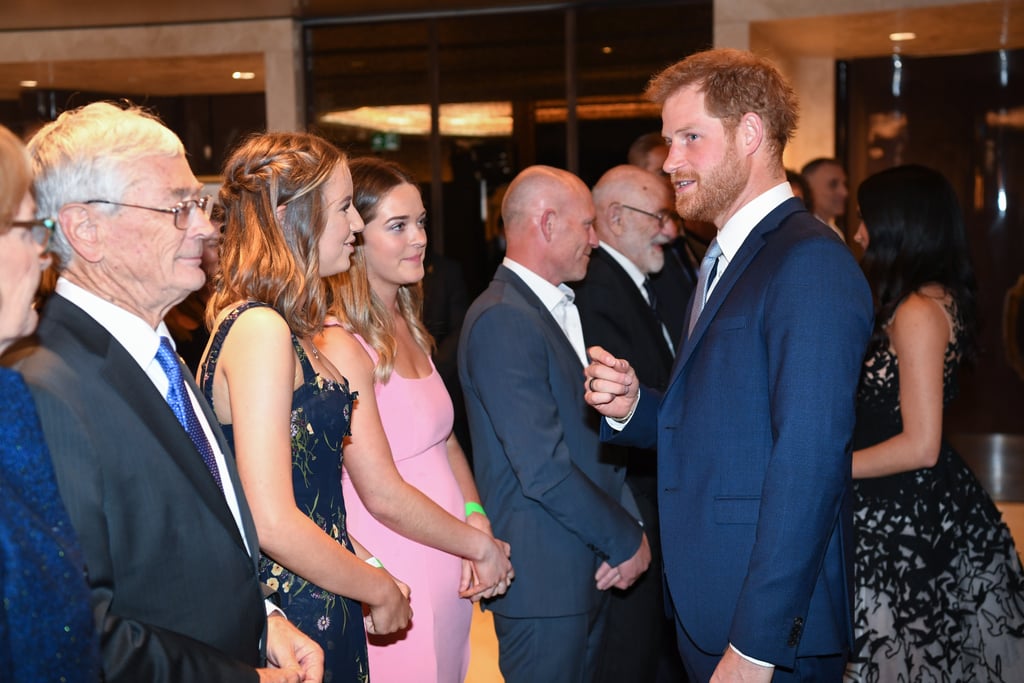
[574,246,674,500]
[13,295,266,683]
[649,237,697,347]
[458,265,643,618]
[608,199,873,668]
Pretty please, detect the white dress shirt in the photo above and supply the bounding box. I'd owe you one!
[503,257,589,366]
[55,277,250,545]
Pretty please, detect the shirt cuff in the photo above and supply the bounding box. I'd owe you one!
[604,392,640,432]
[729,643,774,668]
[265,599,285,619]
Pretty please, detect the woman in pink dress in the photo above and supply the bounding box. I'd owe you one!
[317,158,514,683]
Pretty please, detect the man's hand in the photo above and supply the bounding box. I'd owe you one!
[260,614,324,683]
[594,532,651,590]
[584,345,639,419]
[710,645,775,683]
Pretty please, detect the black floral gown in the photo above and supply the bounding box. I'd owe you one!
[846,299,1024,682]
[201,302,369,683]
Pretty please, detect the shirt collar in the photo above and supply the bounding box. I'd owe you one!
[55,276,173,370]
[715,182,794,263]
[503,257,575,313]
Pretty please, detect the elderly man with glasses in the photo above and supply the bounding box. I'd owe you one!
[6,101,323,683]
[573,163,689,683]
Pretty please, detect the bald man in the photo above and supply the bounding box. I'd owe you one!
[458,166,650,683]
[574,165,687,683]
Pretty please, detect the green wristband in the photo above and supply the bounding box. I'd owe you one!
[365,556,384,569]
[465,501,487,518]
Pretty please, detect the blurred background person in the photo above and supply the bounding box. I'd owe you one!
[574,163,687,683]
[785,168,812,212]
[627,131,669,177]
[319,157,513,683]
[801,157,848,241]
[200,132,412,682]
[0,123,99,683]
[165,202,222,373]
[846,164,1024,681]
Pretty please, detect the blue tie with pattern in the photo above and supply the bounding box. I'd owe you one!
[154,337,223,491]
[687,239,723,336]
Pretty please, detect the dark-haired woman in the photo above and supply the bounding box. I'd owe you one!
[845,164,1024,681]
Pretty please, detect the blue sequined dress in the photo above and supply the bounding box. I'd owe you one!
[201,302,368,683]
[0,366,99,682]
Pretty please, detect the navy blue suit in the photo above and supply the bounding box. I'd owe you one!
[608,199,873,676]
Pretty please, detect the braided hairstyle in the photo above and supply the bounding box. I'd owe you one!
[207,131,346,336]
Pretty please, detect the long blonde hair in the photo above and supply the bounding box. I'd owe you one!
[326,157,433,382]
[208,132,346,336]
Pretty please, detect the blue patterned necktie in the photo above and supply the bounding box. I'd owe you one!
[688,239,723,335]
[154,337,223,491]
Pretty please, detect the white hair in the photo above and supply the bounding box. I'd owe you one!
[27,102,184,267]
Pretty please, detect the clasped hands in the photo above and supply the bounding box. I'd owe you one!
[460,513,514,602]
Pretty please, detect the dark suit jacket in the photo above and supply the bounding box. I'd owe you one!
[458,265,642,618]
[13,295,266,683]
[574,246,674,498]
[608,199,873,668]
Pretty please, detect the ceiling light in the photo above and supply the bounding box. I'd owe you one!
[232,71,256,80]
[321,102,514,137]
[889,32,916,42]
[602,46,613,55]
[19,80,38,88]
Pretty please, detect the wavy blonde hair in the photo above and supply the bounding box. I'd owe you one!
[207,131,346,337]
[326,157,433,382]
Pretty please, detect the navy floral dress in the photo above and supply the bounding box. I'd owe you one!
[201,302,368,683]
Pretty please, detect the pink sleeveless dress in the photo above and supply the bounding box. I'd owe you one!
[341,333,471,683]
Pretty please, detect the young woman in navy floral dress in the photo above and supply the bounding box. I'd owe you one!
[199,132,411,682]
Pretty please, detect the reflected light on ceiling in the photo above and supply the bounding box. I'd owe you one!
[889,31,917,42]
[320,99,663,137]
[322,102,514,137]
[19,80,38,87]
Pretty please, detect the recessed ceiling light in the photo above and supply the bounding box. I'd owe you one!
[889,32,917,42]
[19,80,38,88]
[232,71,256,80]
[602,46,613,55]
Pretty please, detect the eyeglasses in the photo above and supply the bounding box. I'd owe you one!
[620,204,675,228]
[85,195,213,230]
[8,218,57,250]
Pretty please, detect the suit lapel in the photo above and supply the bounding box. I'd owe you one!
[670,198,803,383]
[496,266,585,385]
[49,296,252,557]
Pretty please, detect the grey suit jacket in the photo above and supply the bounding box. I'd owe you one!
[458,265,642,618]
[12,295,266,683]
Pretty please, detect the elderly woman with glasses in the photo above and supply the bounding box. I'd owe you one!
[0,123,99,682]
